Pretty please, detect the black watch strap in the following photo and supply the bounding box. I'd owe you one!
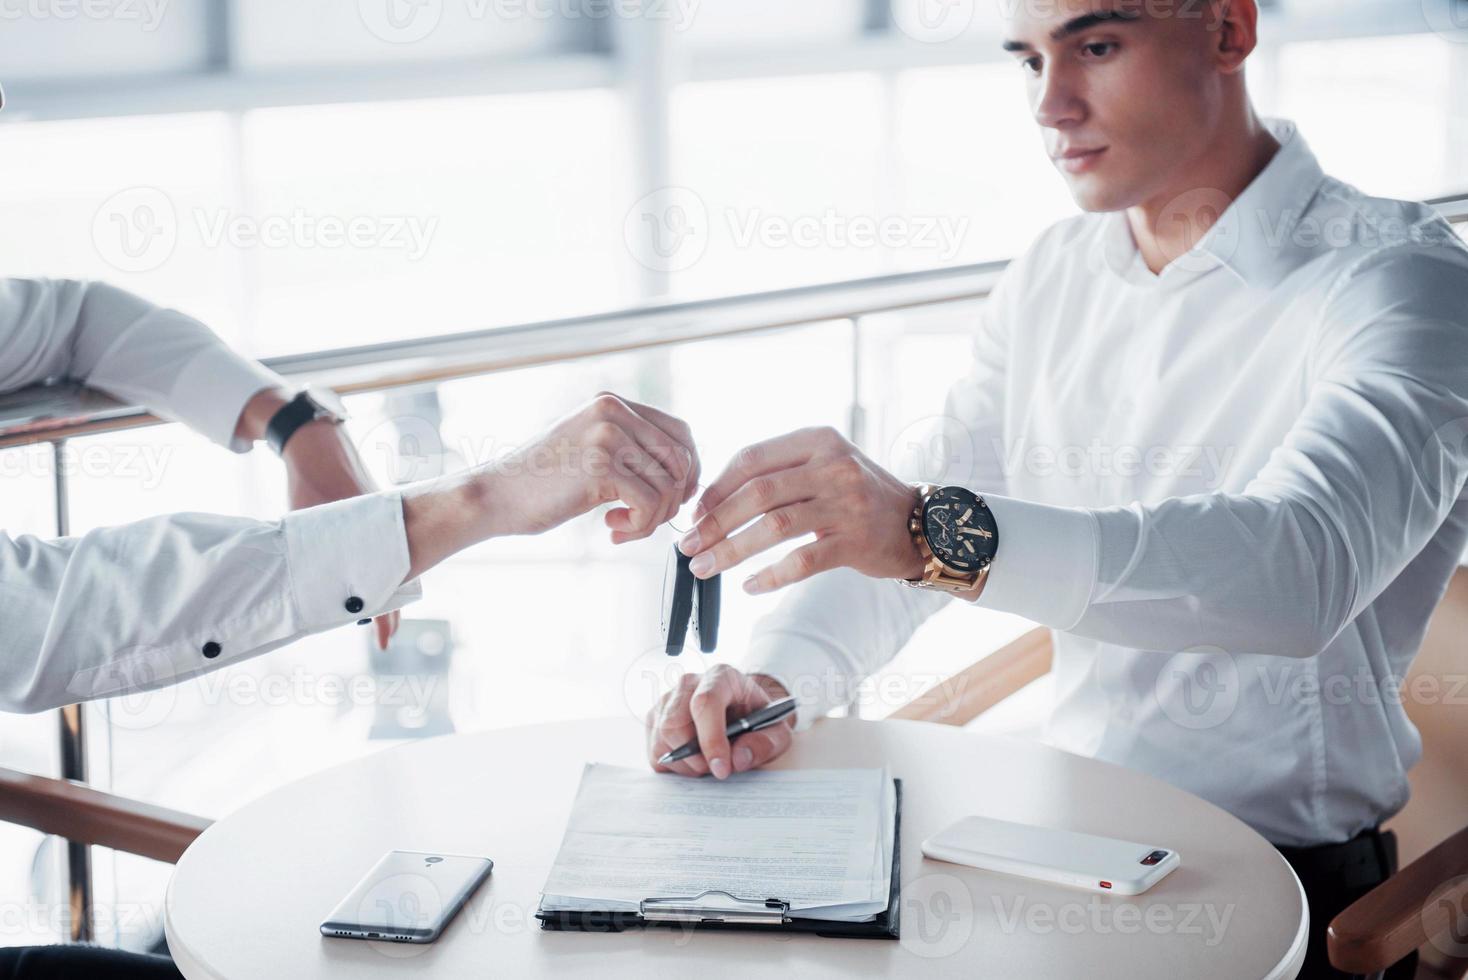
[265,392,323,456]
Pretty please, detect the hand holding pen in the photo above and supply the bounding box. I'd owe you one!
[647,666,798,780]
[658,696,798,765]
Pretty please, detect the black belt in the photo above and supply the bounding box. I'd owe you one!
[1274,826,1397,893]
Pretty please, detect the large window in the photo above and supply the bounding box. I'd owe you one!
[3,4,1465,358]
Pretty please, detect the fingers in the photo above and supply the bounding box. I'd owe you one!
[743,539,839,595]
[597,429,665,540]
[689,500,828,580]
[589,394,697,536]
[612,395,702,497]
[695,427,843,520]
[681,463,823,570]
[591,393,695,493]
[647,675,709,777]
[644,668,792,779]
[370,610,399,651]
[687,666,743,779]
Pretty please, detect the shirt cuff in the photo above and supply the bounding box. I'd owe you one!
[976,492,1099,630]
[282,491,422,630]
[169,338,288,453]
[742,630,850,732]
[76,284,288,453]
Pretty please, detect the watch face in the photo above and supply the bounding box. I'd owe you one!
[923,486,997,573]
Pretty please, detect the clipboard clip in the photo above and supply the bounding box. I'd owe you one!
[639,890,791,925]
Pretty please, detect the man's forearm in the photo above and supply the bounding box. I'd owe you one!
[234,385,293,445]
[400,468,505,581]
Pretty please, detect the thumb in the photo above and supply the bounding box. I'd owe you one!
[729,722,794,773]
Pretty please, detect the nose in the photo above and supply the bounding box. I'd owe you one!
[1032,64,1085,133]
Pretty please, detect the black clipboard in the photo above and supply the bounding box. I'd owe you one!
[536,779,902,940]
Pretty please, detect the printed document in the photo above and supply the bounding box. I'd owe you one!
[539,764,896,922]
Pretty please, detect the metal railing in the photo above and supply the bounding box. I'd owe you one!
[0,261,1005,450]
[3,193,1466,943]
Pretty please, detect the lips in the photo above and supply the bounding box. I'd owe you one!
[1053,146,1108,174]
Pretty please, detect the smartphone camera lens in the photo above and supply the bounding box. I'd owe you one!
[1139,849,1168,866]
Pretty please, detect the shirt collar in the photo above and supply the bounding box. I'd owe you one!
[1096,118,1328,290]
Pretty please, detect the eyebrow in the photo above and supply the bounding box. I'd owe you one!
[1001,9,1142,52]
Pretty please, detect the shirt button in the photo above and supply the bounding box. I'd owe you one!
[345,596,365,615]
[202,641,222,659]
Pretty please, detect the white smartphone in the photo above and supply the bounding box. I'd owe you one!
[320,850,493,943]
[922,815,1180,896]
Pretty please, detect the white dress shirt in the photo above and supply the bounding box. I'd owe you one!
[745,120,1468,847]
[0,279,420,714]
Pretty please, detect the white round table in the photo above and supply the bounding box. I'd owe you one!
[165,716,1307,979]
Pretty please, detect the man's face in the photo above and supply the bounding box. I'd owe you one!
[1002,0,1229,213]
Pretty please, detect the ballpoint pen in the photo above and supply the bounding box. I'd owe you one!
[657,696,798,766]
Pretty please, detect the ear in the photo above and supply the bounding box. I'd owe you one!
[1211,0,1259,75]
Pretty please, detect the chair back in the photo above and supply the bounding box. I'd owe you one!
[1384,565,1468,867]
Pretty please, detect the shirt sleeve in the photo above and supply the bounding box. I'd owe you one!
[743,256,1021,728]
[0,278,285,452]
[0,492,422,714]
[973,244,1468,659]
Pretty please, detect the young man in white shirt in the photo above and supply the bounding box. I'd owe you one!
[646,2,1468,976]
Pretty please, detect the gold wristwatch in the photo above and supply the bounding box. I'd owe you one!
[902,484,999,598]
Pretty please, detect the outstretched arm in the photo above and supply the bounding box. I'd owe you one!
[0,392,698,714]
